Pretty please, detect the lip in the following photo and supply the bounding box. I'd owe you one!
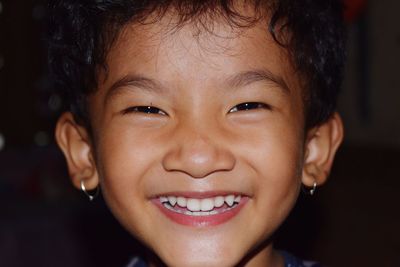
[153,190,244,199]
[152,192,249,227]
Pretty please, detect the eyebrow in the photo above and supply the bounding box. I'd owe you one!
[105,68,289,104]
[226,69,290,93]
[105,74,165,104]
[107,74,164,95]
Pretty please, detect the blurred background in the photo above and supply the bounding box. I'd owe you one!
[0,0,399,266]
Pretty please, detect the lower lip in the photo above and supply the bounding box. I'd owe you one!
[153,197,248,227]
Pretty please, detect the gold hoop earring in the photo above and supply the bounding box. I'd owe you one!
[80,180,100,201]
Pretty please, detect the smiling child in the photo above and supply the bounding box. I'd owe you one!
[49,0,346,266]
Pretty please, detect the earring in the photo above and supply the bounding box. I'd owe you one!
[309,181,317,196]
[302,181,317,196]
[80,180,100,201]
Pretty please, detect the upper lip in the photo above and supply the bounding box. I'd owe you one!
[151,191,249,199]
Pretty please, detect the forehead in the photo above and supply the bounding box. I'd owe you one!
[99,12,301,98]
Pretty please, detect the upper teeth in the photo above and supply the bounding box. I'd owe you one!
[159,195,241,212]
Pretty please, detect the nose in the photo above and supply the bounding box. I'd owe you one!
[162,124,235,178]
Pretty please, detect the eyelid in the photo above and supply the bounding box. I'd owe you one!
[122,106,168,115]
[228,102,271,113]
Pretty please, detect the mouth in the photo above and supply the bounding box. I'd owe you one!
[152,193,248,227]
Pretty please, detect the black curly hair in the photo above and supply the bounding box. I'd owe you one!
[48,0,346,129]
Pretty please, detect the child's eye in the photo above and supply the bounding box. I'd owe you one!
[229,102,270,113]
[123,106,167,115]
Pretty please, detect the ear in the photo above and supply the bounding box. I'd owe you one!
[302,112,344,187]
[55,112,99,190]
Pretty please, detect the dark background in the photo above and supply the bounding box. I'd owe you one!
[1,1,399,266]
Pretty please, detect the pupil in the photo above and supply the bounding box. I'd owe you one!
[238,102,258,110]
[141,106,158,113]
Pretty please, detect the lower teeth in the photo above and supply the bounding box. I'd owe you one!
[162,203,237,216]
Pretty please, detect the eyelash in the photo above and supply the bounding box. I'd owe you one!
[122,106,167,115]
[229,102,270,113]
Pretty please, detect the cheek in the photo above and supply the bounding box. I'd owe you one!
[92,124,169,241]
[96,122,161,173]
[235,118,304,228]
[94,124,161,209]
[236,114,304,179]
[254,123,303,192]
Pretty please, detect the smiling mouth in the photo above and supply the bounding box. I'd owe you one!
[159,195,242,216]
[154,193,248,227]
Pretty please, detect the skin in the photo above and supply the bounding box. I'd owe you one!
[55,12,344,267]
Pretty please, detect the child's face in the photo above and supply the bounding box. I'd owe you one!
[58,13,342,267]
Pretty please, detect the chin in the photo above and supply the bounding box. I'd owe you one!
[155,239,242,267]
[162,255,236,267]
